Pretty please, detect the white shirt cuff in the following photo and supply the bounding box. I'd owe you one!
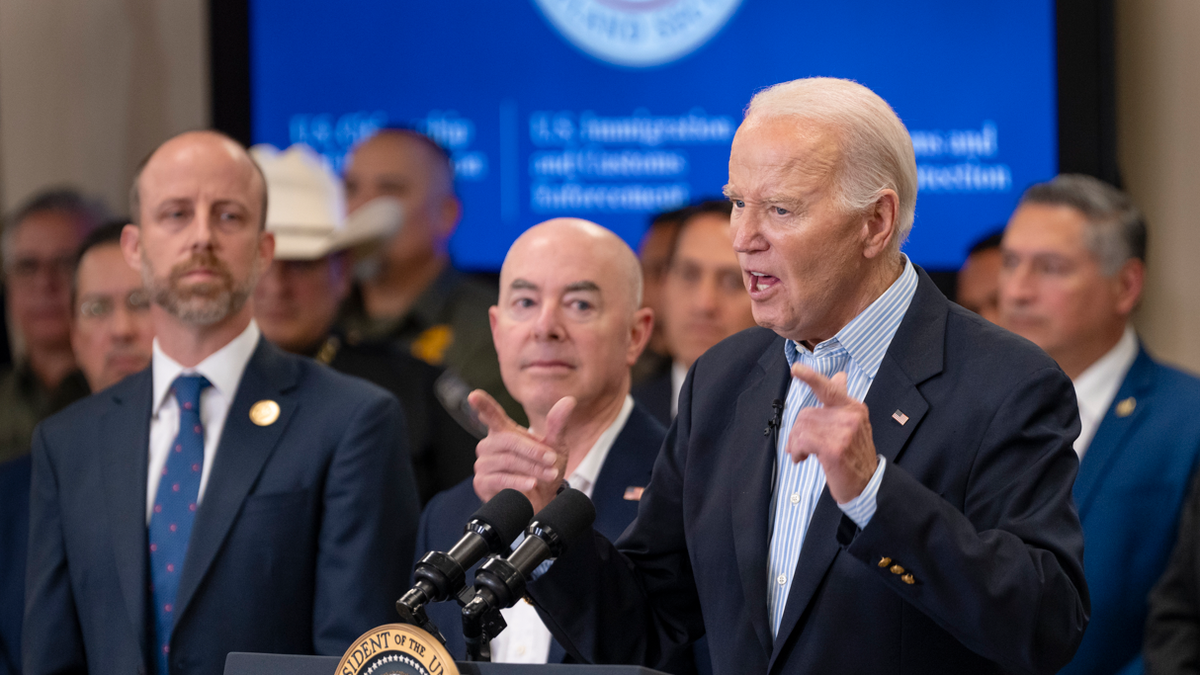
[837,455,886,528]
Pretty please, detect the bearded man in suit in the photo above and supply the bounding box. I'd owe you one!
[23,130,420,675]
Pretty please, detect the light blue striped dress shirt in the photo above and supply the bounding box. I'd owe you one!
[766,257,918,638]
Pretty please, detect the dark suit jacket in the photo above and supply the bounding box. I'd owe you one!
[0,455,31,675]
[631,371,672,428]
[23,338,421,675]
[1063,347,1200,675]
[1146,469,1200,675]
[414,402,667,664]
[529,269,1089,675]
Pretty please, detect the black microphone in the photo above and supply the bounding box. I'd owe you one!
[462,487,596,624]
[764,398,784,444]
[396,489,533,631]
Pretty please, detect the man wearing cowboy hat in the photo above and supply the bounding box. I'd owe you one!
[251,144,479,503]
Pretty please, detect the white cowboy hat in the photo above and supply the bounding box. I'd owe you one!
[250,143,403,261]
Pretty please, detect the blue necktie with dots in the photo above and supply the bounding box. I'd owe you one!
[148,374,210,675]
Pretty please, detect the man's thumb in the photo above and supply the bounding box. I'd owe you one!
[542,396,577,452]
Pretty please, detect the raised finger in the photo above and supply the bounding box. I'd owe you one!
[791,363,852,407]
[468,389,521,434]
[541,396,577,452]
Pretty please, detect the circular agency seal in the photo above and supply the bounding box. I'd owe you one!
[532,0,744,68]
[336,623,458,675]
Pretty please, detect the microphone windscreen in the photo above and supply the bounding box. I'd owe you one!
[534,487,597,547]
[474,489,535,543]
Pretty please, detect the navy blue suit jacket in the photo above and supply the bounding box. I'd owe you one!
[414,402,668,664]
[528,269,1089,674]
[631,371,672,429]
[0,455,30,675]
[23,338,421,675]
[1062,346,1200,675]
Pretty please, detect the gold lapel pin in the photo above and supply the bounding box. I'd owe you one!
[1115,397,1137,418]
[249,400,281,426]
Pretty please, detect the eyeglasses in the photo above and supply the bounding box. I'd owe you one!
[78,289,152,320]
[6,255,75,282]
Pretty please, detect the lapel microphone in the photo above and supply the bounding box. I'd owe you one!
[764,399,784,446]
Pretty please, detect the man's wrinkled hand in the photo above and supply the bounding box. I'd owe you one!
[787,363,878,504]
[469,389,575,513]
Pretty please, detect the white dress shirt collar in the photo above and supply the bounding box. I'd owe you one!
[145,320,262,522]
[152,320,262,417]
[1072,324,1139,458]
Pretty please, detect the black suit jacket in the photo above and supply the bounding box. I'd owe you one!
[23,338,421,675]
[414,402,667,664]
[529,269,1089,674]
[324,337,479,505]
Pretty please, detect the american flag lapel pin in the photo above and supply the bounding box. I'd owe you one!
[623,486,645,501]
[892,410,909,425]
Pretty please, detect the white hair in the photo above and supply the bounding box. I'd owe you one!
[744,77,918,246]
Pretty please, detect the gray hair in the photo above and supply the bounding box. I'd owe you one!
[2,187,107,269]
[1020,174,1145,276]
[743,77,918,247]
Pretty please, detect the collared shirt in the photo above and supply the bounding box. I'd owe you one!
[1072,324,1138,458]
[490,395,635,664]
[767,257,918,638]
[145,321,260,523]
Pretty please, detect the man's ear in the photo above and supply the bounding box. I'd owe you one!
[627,306,654,366]
[861,190,899,259]
[488,304,500,342]
[1113,257,1145,316]
[120,224,142,273]
[258,230,276,268]
[438,196,462,241]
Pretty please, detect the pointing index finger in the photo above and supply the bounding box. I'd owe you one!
[468,389,520,434]
[790,363,852,407]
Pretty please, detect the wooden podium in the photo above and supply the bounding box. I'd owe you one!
[224,652,670,675]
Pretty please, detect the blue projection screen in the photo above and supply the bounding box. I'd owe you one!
[250,1,1057,271]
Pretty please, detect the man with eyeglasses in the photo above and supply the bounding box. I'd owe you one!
[1,219,137,675]
[0,188,104,463]
[71,221,155,392]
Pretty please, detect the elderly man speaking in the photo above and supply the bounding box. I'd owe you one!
[471,77,1089,674]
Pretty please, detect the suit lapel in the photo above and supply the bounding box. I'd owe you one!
[769,269,945,669]
[589,405,659,542]
[730,340,791,657]
[1074,347,1153,518]
[99,370,153,658]
[173,340,299,625]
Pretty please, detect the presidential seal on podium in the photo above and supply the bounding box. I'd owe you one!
[336,623,459,675]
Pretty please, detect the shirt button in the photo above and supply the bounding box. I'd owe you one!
[517,645,527,656]
[776,574,787,585]
[790,493,800,504]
